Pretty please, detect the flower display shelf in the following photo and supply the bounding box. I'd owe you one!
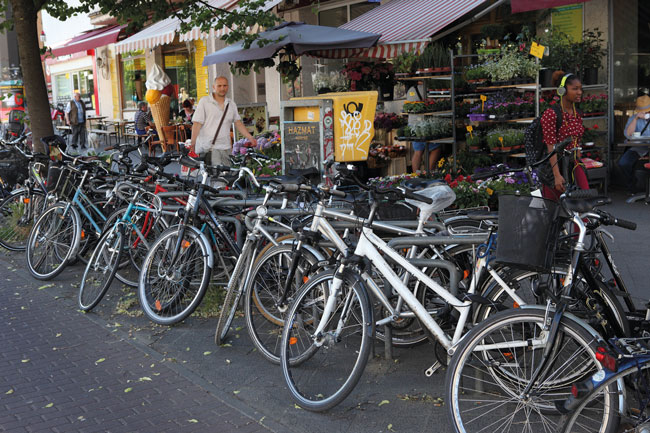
[401,110,453,117]
[397,136,455,143]
[397,75,452,81]
[583,112,605,117]
[474,83,538,91]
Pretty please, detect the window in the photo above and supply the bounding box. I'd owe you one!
[53,70,95,109]
[121,50,146,110]
[54,74,72,103]
[163,48,197,117]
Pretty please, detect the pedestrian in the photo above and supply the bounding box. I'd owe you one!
[411,141,441,174]
[539,72,587,200]
[181,99,194,123]
[64,92,87,150]
[134,101,155,145]
[189,76,257,166]
[617,92,650,194]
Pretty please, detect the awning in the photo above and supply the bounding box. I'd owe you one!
[51,25,125,57]
[511,0,591,13]
[115,0,282,54]
[317,0,489,59]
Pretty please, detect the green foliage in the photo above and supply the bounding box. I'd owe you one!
[393,51,418,74]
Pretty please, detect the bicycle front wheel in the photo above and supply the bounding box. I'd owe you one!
[446,308,617,433]
[0,188,46,251]
[280,270,373,412]
[138,226,211,325]
[26,203,80,280]
[78,225,124,311]
[214,244,251,345]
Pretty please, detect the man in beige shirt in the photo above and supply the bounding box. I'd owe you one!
[189,76,257,166]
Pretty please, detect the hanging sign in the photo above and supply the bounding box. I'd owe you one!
[551,3,584,42]
[530,42,545,59]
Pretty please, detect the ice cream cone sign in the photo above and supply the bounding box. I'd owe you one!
[146,64,172,146]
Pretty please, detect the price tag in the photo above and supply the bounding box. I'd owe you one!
[480,94,487,112]
[466,125,473,137]
[498,136,504,145]
[530,42,545,59]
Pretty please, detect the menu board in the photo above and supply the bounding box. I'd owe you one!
[283,121,320,172]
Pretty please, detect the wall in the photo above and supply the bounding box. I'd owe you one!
[95,46,115,120]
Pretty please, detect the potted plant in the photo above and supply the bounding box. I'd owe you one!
[372,62,396,101]
[394,51,418,77]
[481,24,506,49]
[416,45,435,74]
[466,132,483,151]
[432,43,451,73]
[538,28,574,86]
[576,29,606,85]
[487,131,503,152]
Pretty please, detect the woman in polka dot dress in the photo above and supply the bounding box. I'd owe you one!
[540,73,588,200]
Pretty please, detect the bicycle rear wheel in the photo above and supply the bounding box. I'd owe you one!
[446,308,617,433]
[138,225,211,325]
[0,188,46,251]
[78,225,124,311]
[280,270,372,411]
[26,203,80,280]
[244,244,319,363]
[214,244,252,345]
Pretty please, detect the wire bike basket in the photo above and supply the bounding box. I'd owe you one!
[495,193,560,272]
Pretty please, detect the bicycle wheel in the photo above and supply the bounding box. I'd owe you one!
[280,269,373,411]
[560,362,649,433]
[478,268,631,339]
[26,203,80,280]
[104,206,168,287]
[214,244,252,345]
[446,308,617,433]
[0,188,46,251]
[138,225,211,325]
[244,244,319,363]
[78,225,124,311]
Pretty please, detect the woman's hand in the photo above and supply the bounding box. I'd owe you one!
[554,173,566,192]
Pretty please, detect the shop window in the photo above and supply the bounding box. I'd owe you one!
[121,50,146,110]
[54,70,94,109]
[54,74,72,103]
[163,50,197,117]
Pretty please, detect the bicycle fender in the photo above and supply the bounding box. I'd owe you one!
[184,224,214,269]
[518,304,605,343]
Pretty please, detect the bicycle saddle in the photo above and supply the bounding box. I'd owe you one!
[288,167,319,177]
[402,178,445,190]
[466,211,498,221]
[563,196,611,213]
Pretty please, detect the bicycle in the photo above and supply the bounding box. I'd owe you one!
[444,191,637,433]
[78,181,163,311]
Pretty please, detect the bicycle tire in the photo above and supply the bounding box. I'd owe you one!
[244,244,319,364]
[446,308,617,433]
[138,225,212,325]
[280,269,373,411]
[78,225,124,311]
[214,245,252,345]
[26,203,80,280]
[0,188,46,251]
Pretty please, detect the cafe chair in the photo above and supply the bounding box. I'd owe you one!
[643,162,650,204]
[161,125,180,153]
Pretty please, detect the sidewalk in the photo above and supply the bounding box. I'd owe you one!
[0,255,274,433]
[0,191,648,433]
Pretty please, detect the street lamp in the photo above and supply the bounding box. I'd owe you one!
[40,31,46,43]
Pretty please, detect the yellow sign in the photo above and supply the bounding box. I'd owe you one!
[480,94,487,112]
[498,136,504,145]
[552,4,583,42]
[466,125,473,137]
[530,42,545,59]
[194,40,209,100]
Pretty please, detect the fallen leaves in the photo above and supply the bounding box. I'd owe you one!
[378,400,390,407]
[5,389,13,394]
[38,284,54,290]
[43,403,53,408]
[188,419,198,423]
[95,358,105,365]
[124,387,132,393]
[21,359,29,363]
[203,351,211,356]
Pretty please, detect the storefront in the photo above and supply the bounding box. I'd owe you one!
[119,49,146,110]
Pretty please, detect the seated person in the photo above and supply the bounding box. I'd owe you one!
[134,101,155,144]
[618,92,650,193]
[181,99,194,123]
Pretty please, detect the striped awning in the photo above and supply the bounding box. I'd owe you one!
[316,0,489,59]
[115,0,281,54]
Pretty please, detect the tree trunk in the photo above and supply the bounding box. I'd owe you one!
[10,0,52,154]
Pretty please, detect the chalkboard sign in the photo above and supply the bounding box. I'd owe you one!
[283,121,320,172]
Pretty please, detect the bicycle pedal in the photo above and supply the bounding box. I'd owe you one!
[424,361,442,377]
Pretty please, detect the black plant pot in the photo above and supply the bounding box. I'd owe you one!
[582,68,598,85]
[539,68,554,88]
[380,83,394,101]
[317,87,332,95]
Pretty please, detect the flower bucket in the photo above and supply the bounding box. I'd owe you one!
[468,113,487,122]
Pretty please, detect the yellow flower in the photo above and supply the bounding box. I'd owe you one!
[438,158,445,168]
[486,188,494,196]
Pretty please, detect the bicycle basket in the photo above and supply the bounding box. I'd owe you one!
[495,193,560,272]
[40,135,67,160]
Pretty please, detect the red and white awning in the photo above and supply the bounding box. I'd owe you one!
[317,0,489,59]
[115,0,281,54]
[51,25,125,57]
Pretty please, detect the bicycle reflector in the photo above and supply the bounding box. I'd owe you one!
[595,346,617,371]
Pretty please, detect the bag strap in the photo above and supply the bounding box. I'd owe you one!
[550,104,563,133]
[211,102,230,147]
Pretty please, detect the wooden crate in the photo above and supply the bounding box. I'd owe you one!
[387,157,406,175]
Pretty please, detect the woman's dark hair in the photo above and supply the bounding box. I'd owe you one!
[138,101,147,110]
[552,70,580,87]
[182,99,193,109]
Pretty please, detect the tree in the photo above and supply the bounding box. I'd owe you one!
[1,0,284,154]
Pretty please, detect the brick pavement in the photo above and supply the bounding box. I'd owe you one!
[0,270,274,432]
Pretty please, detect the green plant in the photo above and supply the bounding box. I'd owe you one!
[577,28,607,70]
[394,51,418,74]
[466,133,482,147]
[487,130,505,149]
[538,27,574,71]
[417,45,435,70]
[465,66,487,81]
